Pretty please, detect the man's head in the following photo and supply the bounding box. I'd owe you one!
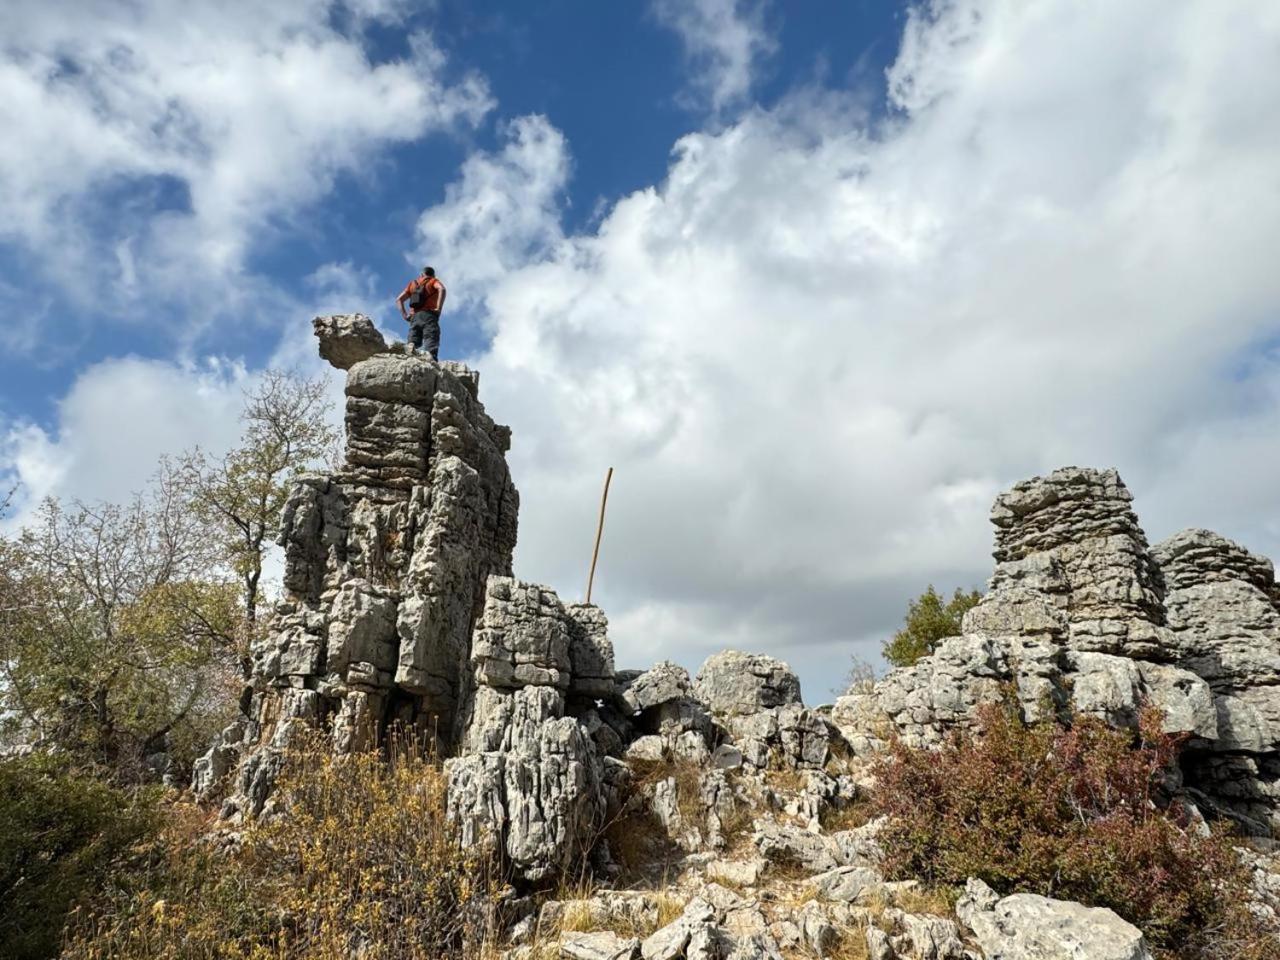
[422,266,436,278]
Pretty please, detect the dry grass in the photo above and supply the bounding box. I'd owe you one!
[821,926,873,960]
[64,730,500,960]
[818,798,875,833]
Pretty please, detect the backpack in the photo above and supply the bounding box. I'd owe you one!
[408,279,428,311]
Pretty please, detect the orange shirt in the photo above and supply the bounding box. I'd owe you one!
[403,276,446,312]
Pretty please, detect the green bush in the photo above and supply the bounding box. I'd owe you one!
[0,753,158,960]
[870,699,1271,957]
[882,585,981,667]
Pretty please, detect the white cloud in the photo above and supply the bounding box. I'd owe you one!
[1,357,251,524]
[412,115,570,311]
[0,0,492,348]
[651,0,776,114]
[416,0,1280,697]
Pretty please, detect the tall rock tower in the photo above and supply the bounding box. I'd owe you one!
[198,315,519,817]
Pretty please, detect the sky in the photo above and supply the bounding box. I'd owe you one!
[2,0,1280,703]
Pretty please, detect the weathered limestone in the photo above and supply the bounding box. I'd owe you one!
[312,313,388,369]
[201,316,519,818]
[446,577,607,882]
[1154,528,1280,833]
[692,651,829,770]
[839,466,1280,835]
[957,878,1153,960]
[988,467,1170,658]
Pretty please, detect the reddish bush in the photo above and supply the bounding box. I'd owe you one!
[870,698,1263,954]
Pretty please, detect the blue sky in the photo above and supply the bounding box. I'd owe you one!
[4,0,1280,700]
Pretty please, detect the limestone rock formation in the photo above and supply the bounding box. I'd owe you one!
[312,313,388,369]
[197,316,519,818]
[446,576,609,882]
[987,467,1168,658]
[835,465,1280,835]
[1155,528,1280,833]
[956,879,1153,960]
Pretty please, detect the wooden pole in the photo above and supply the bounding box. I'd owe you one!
[586,467,614,605]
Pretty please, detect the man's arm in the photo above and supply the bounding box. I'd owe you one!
[437,283,446,314]
[396,286,411,320]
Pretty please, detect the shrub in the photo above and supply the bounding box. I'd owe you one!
[65,732,498,960]
[0,753,158,960]
[882,585,982,668]
[870,699,1269,956]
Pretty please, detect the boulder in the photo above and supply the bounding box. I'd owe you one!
[559,931,640,960]
[957,878,1152,960]
[313,313,387,369]
[694,651,802,716]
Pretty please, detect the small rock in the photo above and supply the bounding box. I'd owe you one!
[707,858,766,887]
[807,865,884,903]
[560,931,641,960]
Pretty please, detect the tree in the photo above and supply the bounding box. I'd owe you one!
[835,654,878,698]
[0,483,242,780]
[165,370,338,678]
[881,585,982,668]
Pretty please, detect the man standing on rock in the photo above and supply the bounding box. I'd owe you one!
[397,265,446,360]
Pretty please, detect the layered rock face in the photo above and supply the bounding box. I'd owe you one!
[198,315,519,817]
[198,313,846,883]
[446,577,617,882]
[835,466,1280,835]
[1155,529,1280,831]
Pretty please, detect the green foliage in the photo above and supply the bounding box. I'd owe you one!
[0,370,336,780]
[0,491,242,781]
[882,585,982,667]
[165,370,339,663]
[65,733,496,960]
[0,753,159,960]
[870,699,1269,956]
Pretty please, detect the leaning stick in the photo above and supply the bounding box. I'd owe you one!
[586,467,614,605]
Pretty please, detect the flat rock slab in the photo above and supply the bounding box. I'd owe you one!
[560,931,641,960]
[959,879,1152,960]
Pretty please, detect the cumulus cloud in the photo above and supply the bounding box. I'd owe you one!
[0,0,491,350]
[417,0,1280,696]
[651,0,776,114]
[412,115,571,311]
[0,259,365,531]
[0,357,250,524]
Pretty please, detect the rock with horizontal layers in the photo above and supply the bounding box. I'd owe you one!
[854,465,1280,834]
[988,467,1169,659]
[1153,527,1280,833]
[567,603,616,700]
[313,313,388,369]
[957,878,1152,960]
[202,321,519,816]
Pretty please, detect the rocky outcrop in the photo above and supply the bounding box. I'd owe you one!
[1154,528,1280,833]
[446,577,610,882]
[198,316,519,818]
[956,879,1153,960]
[311,313,388,369]
[835,465,1280,836]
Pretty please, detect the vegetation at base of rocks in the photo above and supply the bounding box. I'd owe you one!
[0,753,161,960]
[870,697,1271,957]
[64,731,498,960]
[880,585,982,668]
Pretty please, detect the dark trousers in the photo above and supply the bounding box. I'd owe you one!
[408,310,440,360]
